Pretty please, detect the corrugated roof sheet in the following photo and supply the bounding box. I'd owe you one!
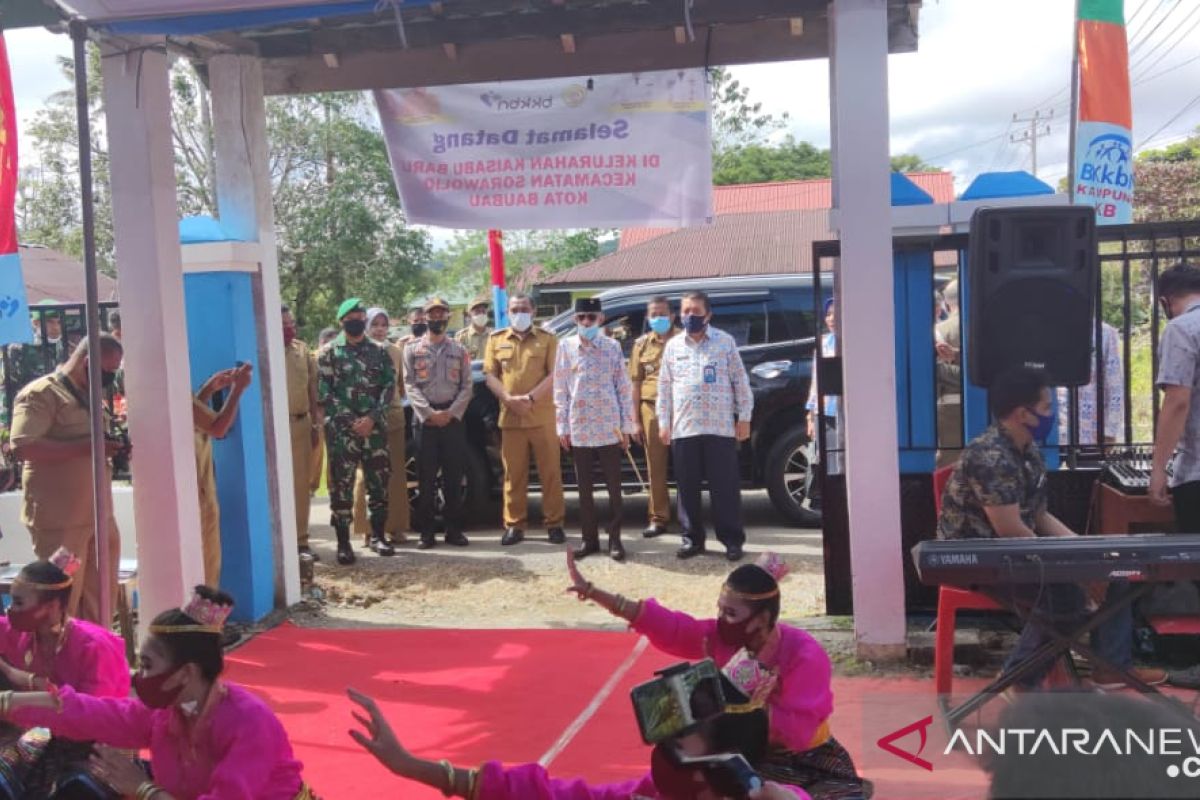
[619,171,955,250]
[541,210,835,286]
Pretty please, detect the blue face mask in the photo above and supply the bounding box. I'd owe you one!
[682,314,708,334]
[648,316,672,335]
[1023,405,1055,443]
[578,324,600,341]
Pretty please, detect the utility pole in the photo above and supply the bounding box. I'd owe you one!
[1010,109,1054,177]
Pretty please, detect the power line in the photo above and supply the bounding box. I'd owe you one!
[925,129,1011,163]
[1125,0,1156,28]
[1010,110,1055,176]
[1129,0,1184,56]
[1127,0,1172,52]
[1135,51,1200,84]
[1130,2,1200,75]
[1136,89,1200,148]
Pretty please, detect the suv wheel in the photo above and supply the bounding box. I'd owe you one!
[406,442,494,524]
[765,426,822,528]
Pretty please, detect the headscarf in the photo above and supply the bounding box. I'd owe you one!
[366,307,389,327]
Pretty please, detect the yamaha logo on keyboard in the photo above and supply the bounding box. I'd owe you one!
[1108,569,1143,579]
[936,554,979,566]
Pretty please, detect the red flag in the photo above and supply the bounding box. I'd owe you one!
[0,34,18,254]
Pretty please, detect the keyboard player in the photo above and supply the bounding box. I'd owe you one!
[936,367,1166,690]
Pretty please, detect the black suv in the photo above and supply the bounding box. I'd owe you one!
[407,274,831,526]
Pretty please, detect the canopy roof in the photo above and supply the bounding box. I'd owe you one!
[11,0,920,95]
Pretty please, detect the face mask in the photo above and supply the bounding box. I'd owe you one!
[648,316,672,335]
[682,314,708,335]
[471,313,489,328]
[578,324,600,342]
[7,607,40,632]
[133,666,184,709]
[100,370,117,389]
[47,336,61,345]
[1161,299,1175,320]
[410,323,428,338]
[282,325,297,345]
[428,320,447,336]
[510,312,533,332]
[1023,406,1055,443]
[717,616,760,649]
[342,319,367,338]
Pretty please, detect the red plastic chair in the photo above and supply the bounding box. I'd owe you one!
[932,464,1002,697]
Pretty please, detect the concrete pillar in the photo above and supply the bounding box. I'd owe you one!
[101,41,204,634]
[828,0,907,660]
[209,54,301,607]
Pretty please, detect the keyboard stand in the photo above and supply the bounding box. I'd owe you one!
[940,582,1194,728]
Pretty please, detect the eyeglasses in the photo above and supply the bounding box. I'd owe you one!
[575,313,599,323]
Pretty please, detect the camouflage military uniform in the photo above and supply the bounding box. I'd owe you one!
[1,340,68,431]
[318,334,396,529]
[936,424,1046,539]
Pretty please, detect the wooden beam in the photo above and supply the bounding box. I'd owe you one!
[560,33,575,53]
[262,16,833,94]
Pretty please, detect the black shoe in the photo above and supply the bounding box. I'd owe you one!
[370,535,396,557]
[547,527,566,545]
[726,546,745,562]
[642,525,667,539]
[609,537,627,562]
[573,539,601,559]
[445,531,470,547]
[677,539,705,560]
[501,527,525,546]
[299,546,321,563]
[335,527,356,565]
[417,534,436,550]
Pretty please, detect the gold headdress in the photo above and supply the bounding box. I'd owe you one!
[148,589,233,635]
[721,552,790,601]
[13,547,81,591]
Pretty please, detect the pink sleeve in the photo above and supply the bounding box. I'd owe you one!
[475,762,657,800]
[630,599,713,660]
[68,631,132,698]
[11,685,153,749]
[768,634,835,751]
[0,617,23,666]
[196,701,295,799]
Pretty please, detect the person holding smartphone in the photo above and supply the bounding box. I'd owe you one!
[193,361,254,587]
[348,688,808,799]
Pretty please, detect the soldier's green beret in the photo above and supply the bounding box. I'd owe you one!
[33,299,61,319]
[337,298,365,320]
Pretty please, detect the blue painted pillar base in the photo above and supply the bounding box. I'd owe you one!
[184,271,275,622]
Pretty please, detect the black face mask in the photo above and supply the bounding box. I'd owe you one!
[410,323,428,337]
[101,370,117,389]
[342,319,367,337]
[427,320,447,335]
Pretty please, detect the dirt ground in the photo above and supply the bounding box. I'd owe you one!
[287,491,947,677]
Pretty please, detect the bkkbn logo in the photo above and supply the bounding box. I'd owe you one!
[478,90,554,111]
[877,715,935,772]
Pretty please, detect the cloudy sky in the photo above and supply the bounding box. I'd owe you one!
[4,0,1199,197]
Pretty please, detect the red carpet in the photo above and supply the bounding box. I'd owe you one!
[225,623,989,799]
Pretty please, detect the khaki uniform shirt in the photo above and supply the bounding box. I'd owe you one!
[11,373,112,530]
[455,325,492,361]
[483,327,557,429]
[383,342,405,409]
[285,339,315,416]
[193,397,218,501]
[629,330,676,402]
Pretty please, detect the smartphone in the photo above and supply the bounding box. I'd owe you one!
[630,660,724,744]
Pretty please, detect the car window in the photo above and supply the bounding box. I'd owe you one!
[767,296,815,343]
[710,301,766,347]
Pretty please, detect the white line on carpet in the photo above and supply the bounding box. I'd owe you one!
[539,635,650,768]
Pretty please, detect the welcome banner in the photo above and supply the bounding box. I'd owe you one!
[1073,0,1134,224]
[374,69,713,229]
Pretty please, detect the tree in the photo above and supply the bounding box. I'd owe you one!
[890,154,935,173]
[1135,129,1200,223]
[713,136,830,185]
[428,228,610,299]
[270,93,431,335]
[1139,127,1200,163]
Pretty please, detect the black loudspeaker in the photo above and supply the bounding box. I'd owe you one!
[967,205,1098,387]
